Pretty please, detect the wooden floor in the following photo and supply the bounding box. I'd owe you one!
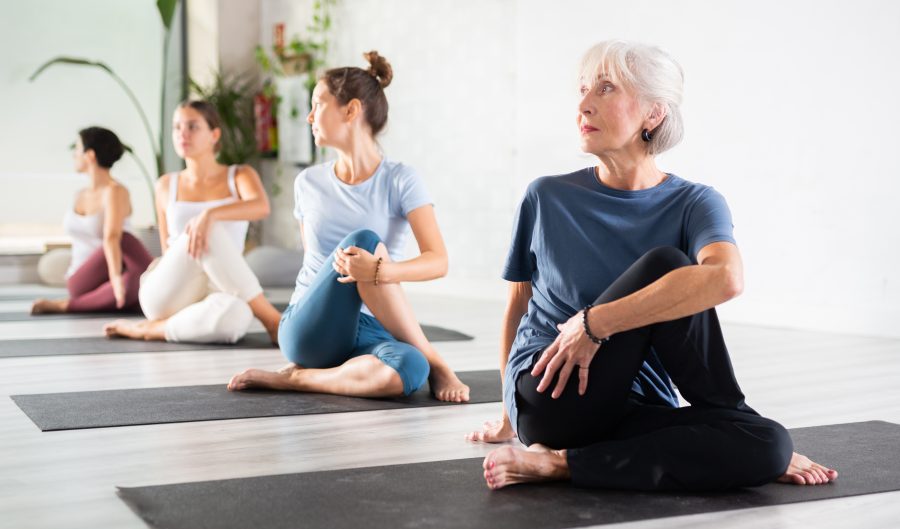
[1,287,899,528]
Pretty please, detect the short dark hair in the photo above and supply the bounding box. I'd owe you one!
[321,51,393,136]
[78,126,125,168]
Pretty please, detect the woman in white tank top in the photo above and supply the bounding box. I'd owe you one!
[104,101,281,344]
[32,127,153,314]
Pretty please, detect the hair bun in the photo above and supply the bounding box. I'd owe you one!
[363,50,393,88]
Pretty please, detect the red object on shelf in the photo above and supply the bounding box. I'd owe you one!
[274,23,285,56]
[254,92,278,155]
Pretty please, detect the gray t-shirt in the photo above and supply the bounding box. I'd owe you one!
[502,168,737,431]
[290,158,433,310]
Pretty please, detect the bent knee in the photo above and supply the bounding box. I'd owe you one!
[732,418,794,485]
[640,246,692,271]
[166,293,252,343]
[338,229,382,254]
[370,342,430,395]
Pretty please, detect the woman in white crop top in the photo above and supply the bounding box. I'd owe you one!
[32,127,153,314]
[104,101,281,344]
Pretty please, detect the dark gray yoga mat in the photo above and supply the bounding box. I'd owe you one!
[117,421,899,529]
[0,309,142,322]
[0,324,470,359]
[12,369,500,431]
[0,333,275,359]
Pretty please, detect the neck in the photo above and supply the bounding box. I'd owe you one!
[87,166,113,189]
[184,152,223,179]
[333,133,382,185]
[595,150,664,191]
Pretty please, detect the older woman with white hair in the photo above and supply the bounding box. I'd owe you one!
[467,40,838,491]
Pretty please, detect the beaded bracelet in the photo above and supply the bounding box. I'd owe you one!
[582,304,610,344]
[374,257,384,285]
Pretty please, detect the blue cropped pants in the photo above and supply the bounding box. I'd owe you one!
[278,229,430,395]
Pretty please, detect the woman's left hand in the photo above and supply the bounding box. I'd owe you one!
[530,310,601,398]
[185,210,213,259]
[332,246,380,284]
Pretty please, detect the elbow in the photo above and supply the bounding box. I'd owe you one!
[259,199,271,219]
[103,231,122,245]
[720,267,744,301]
[436,256,449,279]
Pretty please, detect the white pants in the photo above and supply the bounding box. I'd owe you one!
[139,224,261,343]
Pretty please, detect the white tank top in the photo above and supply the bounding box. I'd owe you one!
[165,165,249,250]
[63,205,132,279]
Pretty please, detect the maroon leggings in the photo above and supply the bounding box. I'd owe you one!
[66,232,153,313]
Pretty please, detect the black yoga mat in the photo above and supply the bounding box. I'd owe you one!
[0,333,276,359]
[0,324,470,359]
[117,421,899,529]
[12,369,501,431]
[0,309,142,322]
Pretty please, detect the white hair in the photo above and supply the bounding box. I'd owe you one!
[579,40,685,155]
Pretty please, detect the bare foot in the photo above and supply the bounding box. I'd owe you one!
[227,368,294,391]
[430,369,470,403]
[103,319,167,341]
[777,452,838,485]
[466,415,517,443]
[31,298,68,314]
[483,445,570,490]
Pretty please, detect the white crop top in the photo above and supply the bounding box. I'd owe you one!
[165,165,249,250]
[63,205,132,279]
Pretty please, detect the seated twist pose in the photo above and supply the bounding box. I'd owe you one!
[467,40,838,491]
[32,127,152,315]
[104,100,281,344]
[228,51,469,402]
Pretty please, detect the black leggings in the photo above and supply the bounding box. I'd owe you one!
[515,247,793,491]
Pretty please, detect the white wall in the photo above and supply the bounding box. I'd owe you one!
[261,1,900,337]
[0,1,180,229]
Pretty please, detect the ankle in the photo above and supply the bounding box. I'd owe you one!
[543,450,570,480]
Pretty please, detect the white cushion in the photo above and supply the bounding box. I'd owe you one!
[245,245,304,288]
[37,248,72,286]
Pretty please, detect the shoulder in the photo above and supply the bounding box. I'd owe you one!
[233,164,261,182]
[668,174,728,205]
[294,161,330,186]
[155,172,172,192]
[382,159,421,185]
[104,182,130,202]
[524,168,591,200]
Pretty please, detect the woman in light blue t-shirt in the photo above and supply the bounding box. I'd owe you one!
[229,52,470,402]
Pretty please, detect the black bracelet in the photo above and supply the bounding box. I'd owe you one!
[582,304,610,345]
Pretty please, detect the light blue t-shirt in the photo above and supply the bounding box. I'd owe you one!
[502,168,737,431]
[290,158,433,308]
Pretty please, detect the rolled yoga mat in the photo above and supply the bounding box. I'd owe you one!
[116,421,899,529]
[0,324,472,359]
[12,369,501,431]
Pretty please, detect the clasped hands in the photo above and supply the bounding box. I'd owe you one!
[332,246,380,284]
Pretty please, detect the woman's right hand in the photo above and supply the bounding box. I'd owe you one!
[466,415,516,444]
[185,210,213,258]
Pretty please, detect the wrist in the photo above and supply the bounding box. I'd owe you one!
[583,304,612,344]
[377,261,396,284]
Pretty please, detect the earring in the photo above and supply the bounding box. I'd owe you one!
[641,129,653,142]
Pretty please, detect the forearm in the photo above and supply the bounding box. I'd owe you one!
[207,198,270,222]
[377,251,448,283]
[590,263,739,338]
[102,235,123,278]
